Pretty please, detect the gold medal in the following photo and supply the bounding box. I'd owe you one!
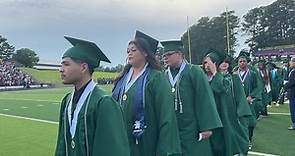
[172,87,176,93]
[123,94,127,101]
[71,140,75,149]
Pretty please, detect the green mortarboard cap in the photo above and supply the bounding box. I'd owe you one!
[62,36,111,68]
[160,40,184,54]
[135,30,159,53]
[237,51,251,62]
[266,61,277,68]
[257,59,266,65]
[225,54,234,64]
[205,49,226,65]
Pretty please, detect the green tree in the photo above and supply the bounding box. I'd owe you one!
[242,0,295,52]
[242,7,265,52]
[13,48,39,67]
[182,11,239,64]
[0,35,15,61]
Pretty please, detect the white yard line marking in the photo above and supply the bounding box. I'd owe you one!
[21,106,28,109]
[268,112,290,116]
[37,104,44,107]
[249,151,280,156]
[0,113,58,124]
[3,109,9,111]
[52,102,60,105]
[0,97,60,102]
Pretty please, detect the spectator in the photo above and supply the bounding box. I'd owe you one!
[0,61,34,87]
[285,57,295,130]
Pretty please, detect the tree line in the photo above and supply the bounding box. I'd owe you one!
[2,0,295,66]
[180,0,295,64]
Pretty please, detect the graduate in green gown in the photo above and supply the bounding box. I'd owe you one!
[219,56,253,155]
[267,62,283,105]
[248,64,264,118]
[112,31,181,156]
[55,36,130,156]
[161,40,222,156]
[203,50,252,156]
[234,51,262,150]
[257,60,272,116]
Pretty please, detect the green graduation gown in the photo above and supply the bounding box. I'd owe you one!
[118,69,182,156]
[167,64,223,156]
[55,86,130,156]
[235,67,260,126]
[270,68,283,102]
[208,72,232,156]
[209,72,253,156]
[226,73,253,155]
[258,70,272,110]
[249,65,264,118]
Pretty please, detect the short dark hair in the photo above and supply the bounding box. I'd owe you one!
[72,58,95,75]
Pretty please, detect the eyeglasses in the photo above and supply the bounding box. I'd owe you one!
[163,52,177,57]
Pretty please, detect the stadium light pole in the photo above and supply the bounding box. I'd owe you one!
[187,16,192,64]
[226,8,230,56]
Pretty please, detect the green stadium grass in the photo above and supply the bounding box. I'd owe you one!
[252,112,295,156]
[0,115,57,156]
[0,87,295,156]
[20,67,118,86]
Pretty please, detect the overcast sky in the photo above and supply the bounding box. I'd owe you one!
[0,0,275,66]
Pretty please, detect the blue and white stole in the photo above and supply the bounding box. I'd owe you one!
[112,64,150,144]
[238,68,250,86]
[65,80,96,149]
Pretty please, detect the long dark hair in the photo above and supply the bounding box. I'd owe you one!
[222,57,233,74]
[114,38,162,83]
[202,56,233,74]
[258,63,270,85]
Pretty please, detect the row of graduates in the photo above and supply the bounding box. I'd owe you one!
[233,52,292,119]
[54,31,258,156]
[255,59,291,107]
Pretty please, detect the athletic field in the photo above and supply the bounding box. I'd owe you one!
[0,86,294,156]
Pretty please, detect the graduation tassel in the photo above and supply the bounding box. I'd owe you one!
[174,98,178,111]
[179,101,183,113]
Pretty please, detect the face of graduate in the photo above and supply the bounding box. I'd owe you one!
[238,58,248,69]
[127,43,147,67]
[163,51,183,68]
[60,57,84,85]
[203,57,214,73]
[258,63,264,70]
[283,63,289,67]
[290,60,295,68]
[219,61,229,72]
[267,64,273,70]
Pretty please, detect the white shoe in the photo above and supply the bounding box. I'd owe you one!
[267,105,272,108]
[249,143,252,150]
[275,104,280,107]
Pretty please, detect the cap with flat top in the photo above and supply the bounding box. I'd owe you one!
[62,36,111,68]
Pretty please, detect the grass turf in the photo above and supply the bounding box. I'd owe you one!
[20,67,118,85]
[0,87,294,156]
[0,115,57,156]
